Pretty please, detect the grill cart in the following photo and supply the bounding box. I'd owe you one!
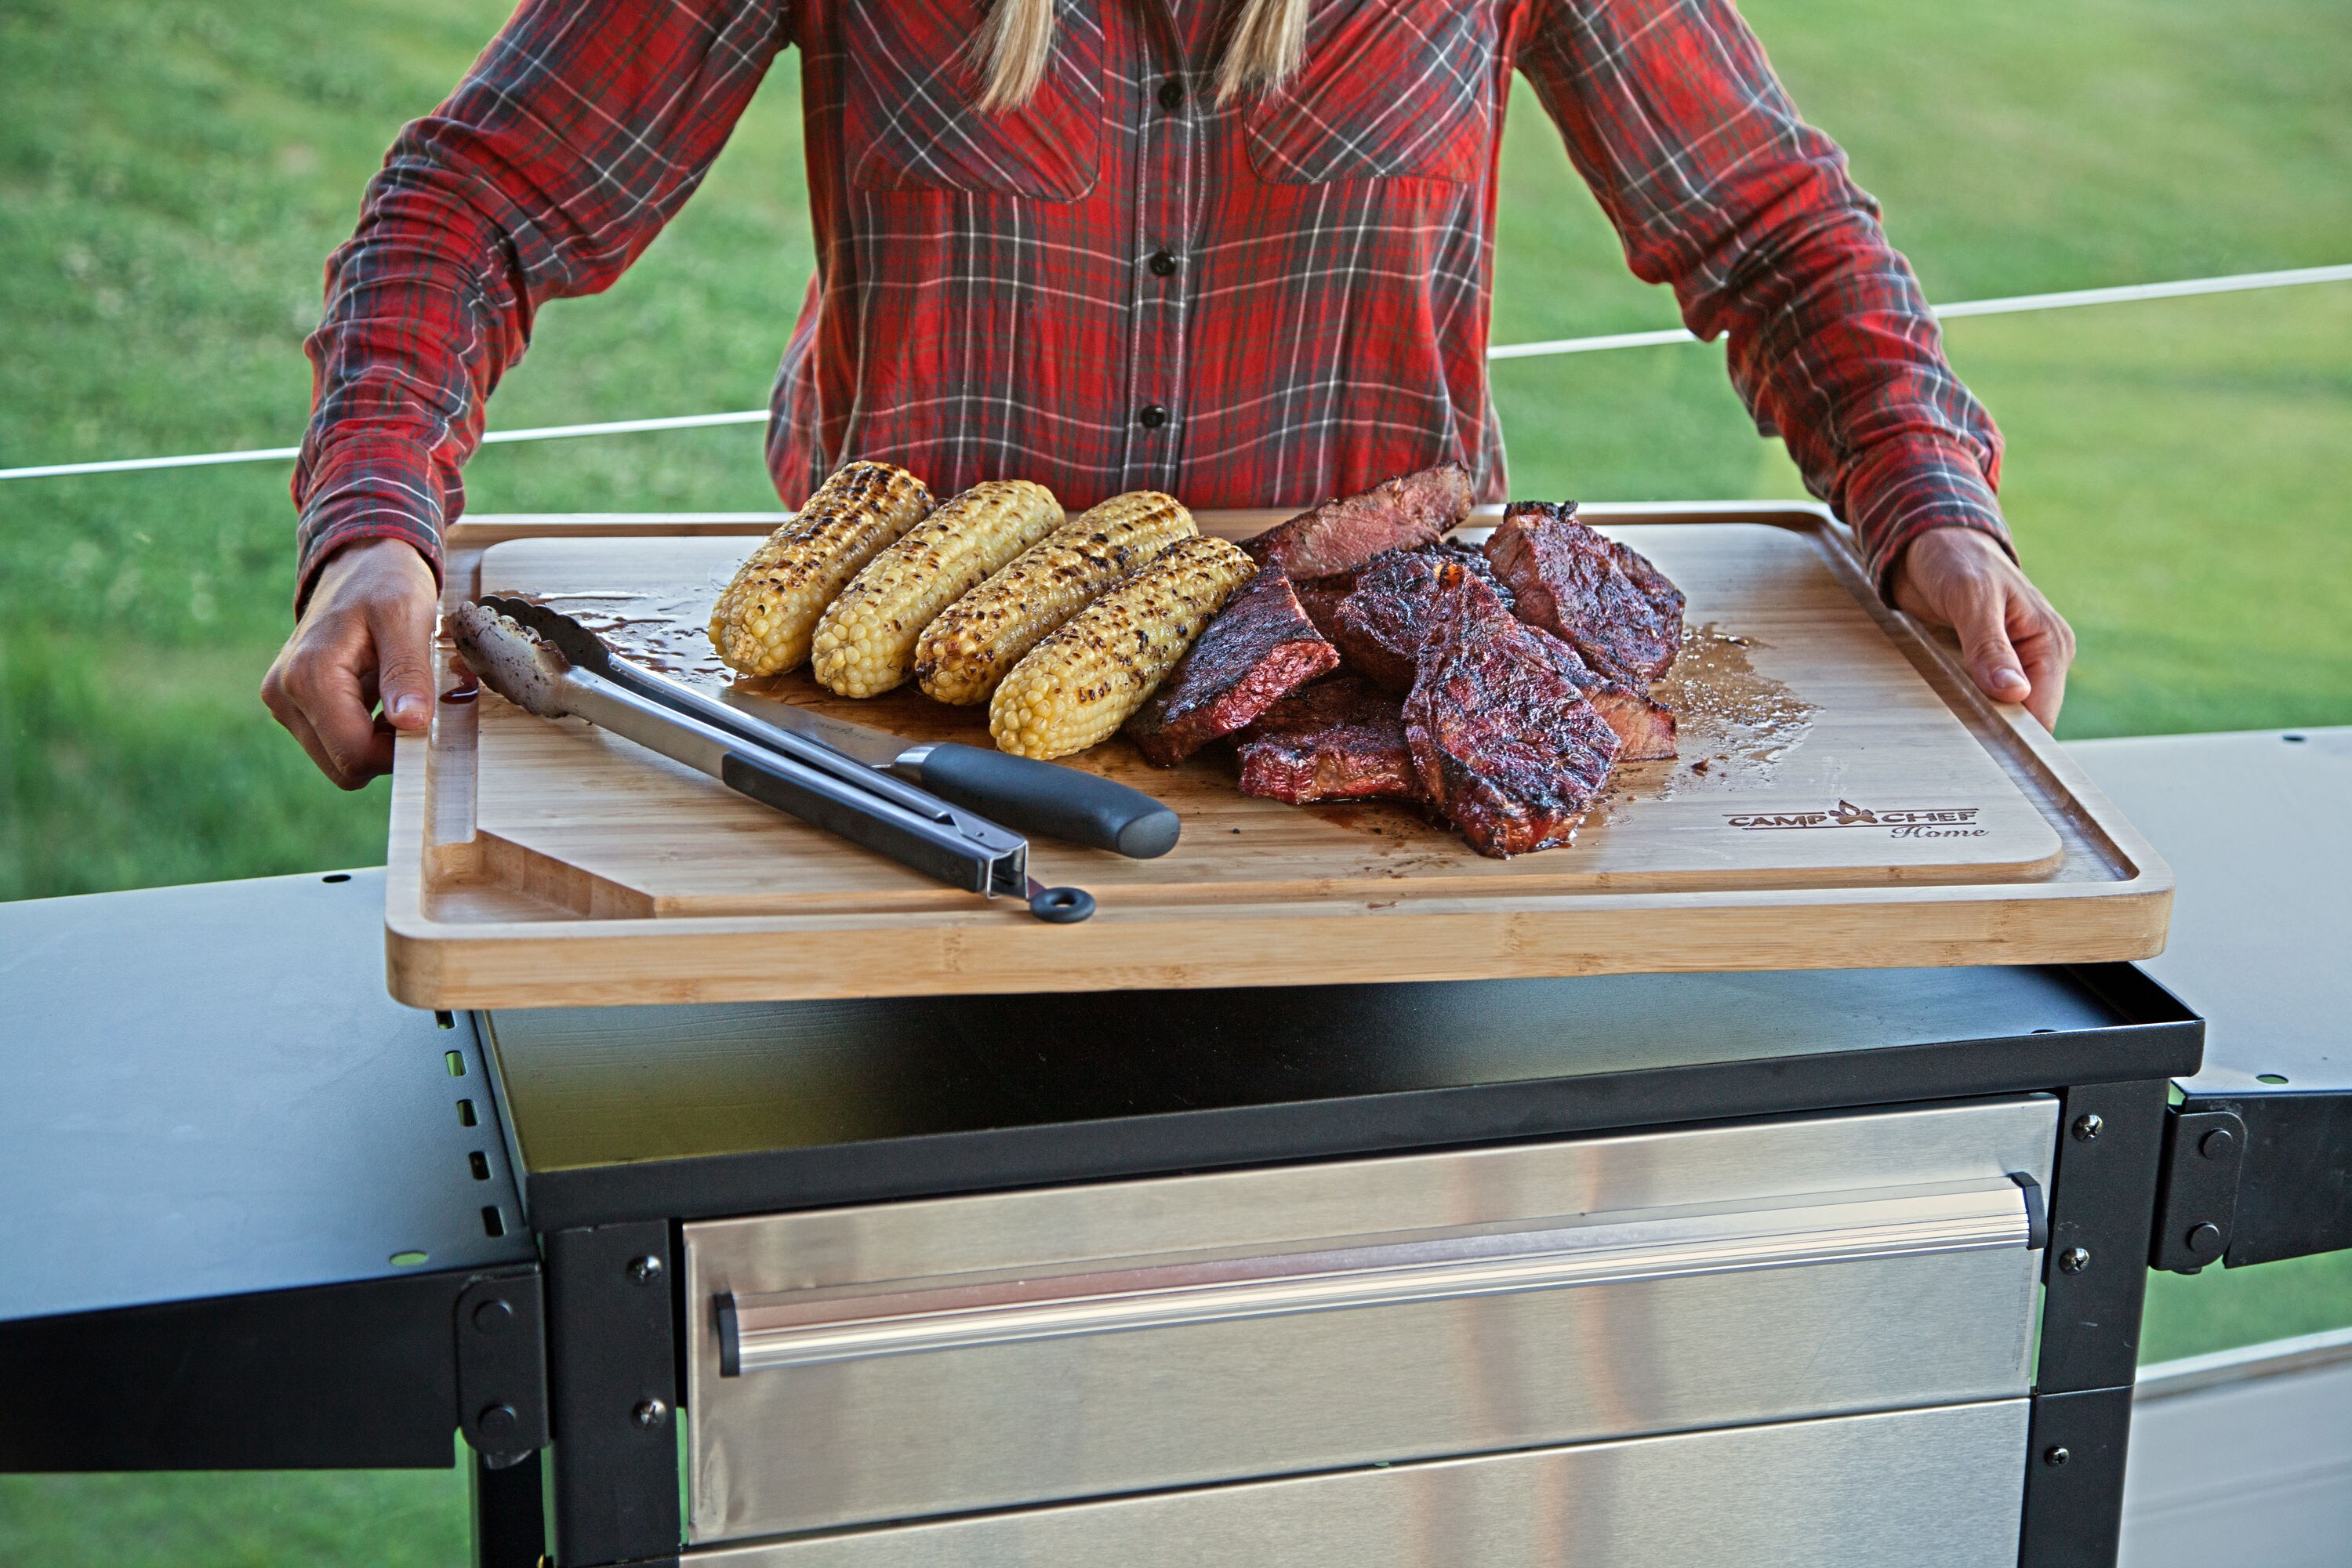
[3,509,2343,1567]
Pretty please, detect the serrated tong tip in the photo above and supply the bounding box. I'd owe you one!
[448,600,573,719]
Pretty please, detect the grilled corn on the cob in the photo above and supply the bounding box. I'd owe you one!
[811,480,1064,698]
[709,460,934,676]
[989,535,1257,760]
[916,491,1196,706]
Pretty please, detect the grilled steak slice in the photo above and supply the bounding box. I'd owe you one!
[1330,550,1454,689]
[1329,547,1515,690]
[1484,502,1684,685]
[1126,574,1340,765]
[1522,630,1678,760]
[1292,570,1359,645]
[1235,677,1424,804]
[1426,535,1516,609]
[1244,463,1475,579]
[1403,579,1623,857]
[1581,680,1678,760]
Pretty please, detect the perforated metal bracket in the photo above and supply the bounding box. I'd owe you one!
[2151,1108,2247,1273]
[456,1267,548,1465]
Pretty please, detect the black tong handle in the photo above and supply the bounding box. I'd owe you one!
[726,750,1094,920]
[911,744,1182,859]
[718,750,1021,899]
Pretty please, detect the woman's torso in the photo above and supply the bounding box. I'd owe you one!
[771,0,1526,511]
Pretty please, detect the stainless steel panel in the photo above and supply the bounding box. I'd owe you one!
[684,1097,2054,1544]
[691,1399,2032,1568]
[2121,1332,2352,1568]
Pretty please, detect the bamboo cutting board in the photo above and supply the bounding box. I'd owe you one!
[386,505,2170,1007]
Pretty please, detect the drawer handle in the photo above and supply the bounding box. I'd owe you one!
[717,1179,2038,1375]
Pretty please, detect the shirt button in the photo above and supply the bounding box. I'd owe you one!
[1157,78,1185,112]
[1148,250,1178,277]
[1138,404,1169,430]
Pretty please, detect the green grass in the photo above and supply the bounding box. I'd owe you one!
[2,0,2348,1559]
[0,1465,467,1568]
[2141,1250,2352,1367]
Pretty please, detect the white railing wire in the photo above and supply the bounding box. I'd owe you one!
[5,262,2347,483]
[1486,260,2352,356]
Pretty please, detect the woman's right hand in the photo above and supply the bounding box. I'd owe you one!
[261,538,441,789]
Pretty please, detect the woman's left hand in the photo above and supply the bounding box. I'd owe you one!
[1889,526,2075,731]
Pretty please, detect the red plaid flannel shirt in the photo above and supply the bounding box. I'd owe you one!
[294,0,2009,611]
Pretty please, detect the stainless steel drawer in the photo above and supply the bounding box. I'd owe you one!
[689,1399,2032,1567]
[683,1096,2054,1544]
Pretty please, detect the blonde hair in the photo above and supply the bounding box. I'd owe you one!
[975,0,1309,114]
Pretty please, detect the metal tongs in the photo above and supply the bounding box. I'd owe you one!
[451,596,1098,922]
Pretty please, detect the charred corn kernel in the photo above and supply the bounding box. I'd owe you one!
[709,460,934,676]
[916,491,1196,706]
[811,480,1064,698]
[989,536,1257,760]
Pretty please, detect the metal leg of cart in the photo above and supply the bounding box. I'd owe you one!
[471,1447,546,1568]
[2019,1078,2168,1566]
[542,1221,682,1568]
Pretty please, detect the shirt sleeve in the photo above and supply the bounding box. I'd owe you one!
[292,0,792,612]
[1518,0,2009,593]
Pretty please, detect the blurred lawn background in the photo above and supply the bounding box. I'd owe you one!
[2,0,2347,1559]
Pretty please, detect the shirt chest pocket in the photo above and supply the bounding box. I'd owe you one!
[1243,0,1498,185]
[844,0,1102,200]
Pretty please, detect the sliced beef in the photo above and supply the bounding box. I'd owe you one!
[1327,546,1675,760]
[1484,501,1685,686]
[1425,536,1516,610]
[1291,570,1359,646]
[1244,463,1474,579]
[1329,550,1473,690]
[1327,548,1512,688]
[1235,677,1424,804]
[1581,681,1679,760]
[1403,576,1623,858]
[1523,631,1679,761]
[1126,574,1341,766]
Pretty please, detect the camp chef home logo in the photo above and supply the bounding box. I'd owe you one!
[1724,800,1987,839]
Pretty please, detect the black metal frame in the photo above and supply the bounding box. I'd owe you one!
[5,947,2296,1568]
[471,1448,546,1568]
[2172,1088,2352,1266]
[2149,1107,2248,1272]
[456,1267,551,1465]
[0,1269,492,1472]
[493,964,2202,1230]
[543,1221,681,1567]
[2017,1078,2169,1567]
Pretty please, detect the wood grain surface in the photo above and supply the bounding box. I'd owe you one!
[384,505,2170,1006]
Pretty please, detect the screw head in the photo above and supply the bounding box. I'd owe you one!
[477,1403,519,1444]
[2071,1113,2103,1142]
[472,1298,514,1334]
[2043,1445,2071,1467]
[2199,1127,2236,1160]
[2185,1221,2224,1258]
[631,1399,668,1429]
[626,1255,664,1286]
[2057,1246,2091,1274]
